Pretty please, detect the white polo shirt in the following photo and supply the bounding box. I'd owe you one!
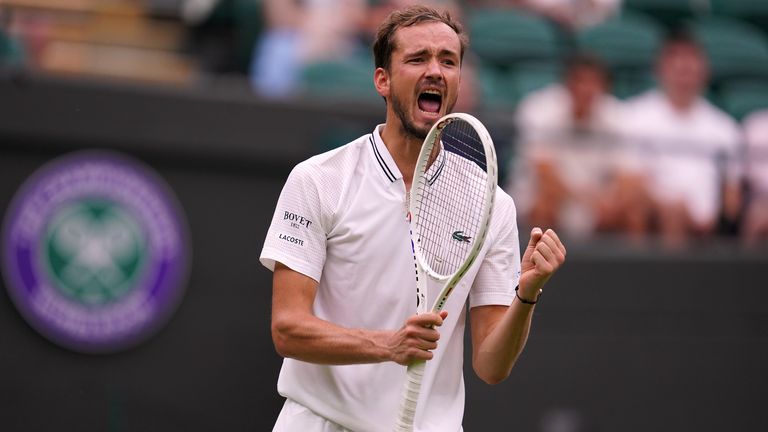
[744,110,768,197]
[508,84,634,234]
[260,125,521,432]
[622,90,741,226]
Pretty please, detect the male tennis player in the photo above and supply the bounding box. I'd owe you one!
[260,5,566,432]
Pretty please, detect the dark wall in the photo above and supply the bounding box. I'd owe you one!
[1,77,767,432]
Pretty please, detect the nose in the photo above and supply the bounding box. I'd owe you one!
[425,57,443,81]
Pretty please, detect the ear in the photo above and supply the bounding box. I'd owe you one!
[374,67,390,100]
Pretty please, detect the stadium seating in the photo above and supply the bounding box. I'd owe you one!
[575,12,663,71]
[0,31,25,68]
[468,9,563,69]
[718,80,768,121]
[301,57,379,103]
[479,61,560,110]
[710,0,768,32]
[686,17,768,83]
[612,70,656,99]
[623,0,706,29]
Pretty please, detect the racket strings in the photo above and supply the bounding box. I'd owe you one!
[413,120,489,277]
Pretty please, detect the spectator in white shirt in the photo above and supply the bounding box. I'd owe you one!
[622,31,742,248]
[508,54,649,240]
[742,109,768,246]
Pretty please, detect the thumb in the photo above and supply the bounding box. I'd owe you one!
[527,227,543,249]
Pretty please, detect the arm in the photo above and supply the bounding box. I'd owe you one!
[271,262,448,365]
[470,228,566,384]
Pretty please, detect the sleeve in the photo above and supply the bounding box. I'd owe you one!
[469,191,521,308]
[259,162,329,283]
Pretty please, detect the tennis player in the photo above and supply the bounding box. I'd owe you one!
[260,5,566,432]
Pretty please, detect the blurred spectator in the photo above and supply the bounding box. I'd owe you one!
[462,0,621,29]
[182,0,220,24]
[249,0,368,98]
[521,0,622,29]
[622,31,742,248]
[0,7,25,71]
[507,54,646,240]
[742,110,768,246]
[366,0,462,41]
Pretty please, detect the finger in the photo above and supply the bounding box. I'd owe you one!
[527,227,543,248]
[535,241,555,262]
[410,312,445,328]
[405,324,441,342]
[539,234,565,262]
[416,328,441,343]
[531,250,554,274]
[416,340,438,351]
[409,349,434,361]
[544,229,567,256]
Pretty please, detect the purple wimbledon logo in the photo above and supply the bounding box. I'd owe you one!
[2,151,190,353]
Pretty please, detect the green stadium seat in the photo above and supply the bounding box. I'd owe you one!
[0,31,25,68]
[233,0,263,72]
[575,12,663,71]
[468,9,563,69]
[623,0,706,29]
[479,62,560,111]
[301,57,380,103]
[686,17,768,82]
[718,80,768,121]
[612,70,656,99]
[710,0,768,32]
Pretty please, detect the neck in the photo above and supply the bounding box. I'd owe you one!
[666,90,698,114]
[380,121,423,191]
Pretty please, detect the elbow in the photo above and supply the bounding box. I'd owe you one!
[271,318,298,359]
[476,371,510,386]
[473,362,514,385]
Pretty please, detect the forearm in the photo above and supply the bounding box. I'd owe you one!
[472,300,536,384]
[272,313,393,365]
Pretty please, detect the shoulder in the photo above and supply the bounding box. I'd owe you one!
[697,99,739,130]
[744,110,768,146]
[492,187,518,223]
[516,84,569,127]
[289,133,371,182]
[624,89,663,111]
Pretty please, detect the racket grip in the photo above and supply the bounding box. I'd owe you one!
[393,360,426,432]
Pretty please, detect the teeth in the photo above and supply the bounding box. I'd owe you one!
[423,89,441,95]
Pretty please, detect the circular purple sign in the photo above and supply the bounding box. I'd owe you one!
[2,150,190,353]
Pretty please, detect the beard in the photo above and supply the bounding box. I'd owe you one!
[390,90,430,140]
[388,84,457,141]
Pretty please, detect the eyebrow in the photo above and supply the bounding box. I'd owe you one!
[403,48,460,59]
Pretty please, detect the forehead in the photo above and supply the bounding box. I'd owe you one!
[392,21,461,56]
[568,65,607,81]
[662,42,704,62]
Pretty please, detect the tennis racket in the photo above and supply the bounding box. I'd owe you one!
[394,113,498,432]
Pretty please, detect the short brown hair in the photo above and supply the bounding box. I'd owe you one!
[372,5,468,71]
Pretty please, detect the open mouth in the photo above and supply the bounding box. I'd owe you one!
[418,90,442,115]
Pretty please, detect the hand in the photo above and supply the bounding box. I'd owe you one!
[387,311,448,365]
[518,227,566,300]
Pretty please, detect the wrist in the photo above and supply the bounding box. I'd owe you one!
[515,285,542,305]
[370,330,396,363]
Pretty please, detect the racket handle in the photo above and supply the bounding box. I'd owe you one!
[393,360,426,432]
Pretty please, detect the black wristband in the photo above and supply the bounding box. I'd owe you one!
[515,286,542,305]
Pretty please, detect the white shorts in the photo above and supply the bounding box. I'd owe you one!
[272,398,465,432]
[272,399,352,432]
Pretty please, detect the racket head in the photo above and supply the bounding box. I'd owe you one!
[409,113,498,287]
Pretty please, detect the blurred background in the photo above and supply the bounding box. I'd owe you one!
[1,0,767,431]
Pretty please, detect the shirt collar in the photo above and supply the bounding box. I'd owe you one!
[369,124,403,183]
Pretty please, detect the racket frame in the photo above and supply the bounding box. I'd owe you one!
[394,112,498,431]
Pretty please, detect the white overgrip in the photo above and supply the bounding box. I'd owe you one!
[394,360,426,432]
